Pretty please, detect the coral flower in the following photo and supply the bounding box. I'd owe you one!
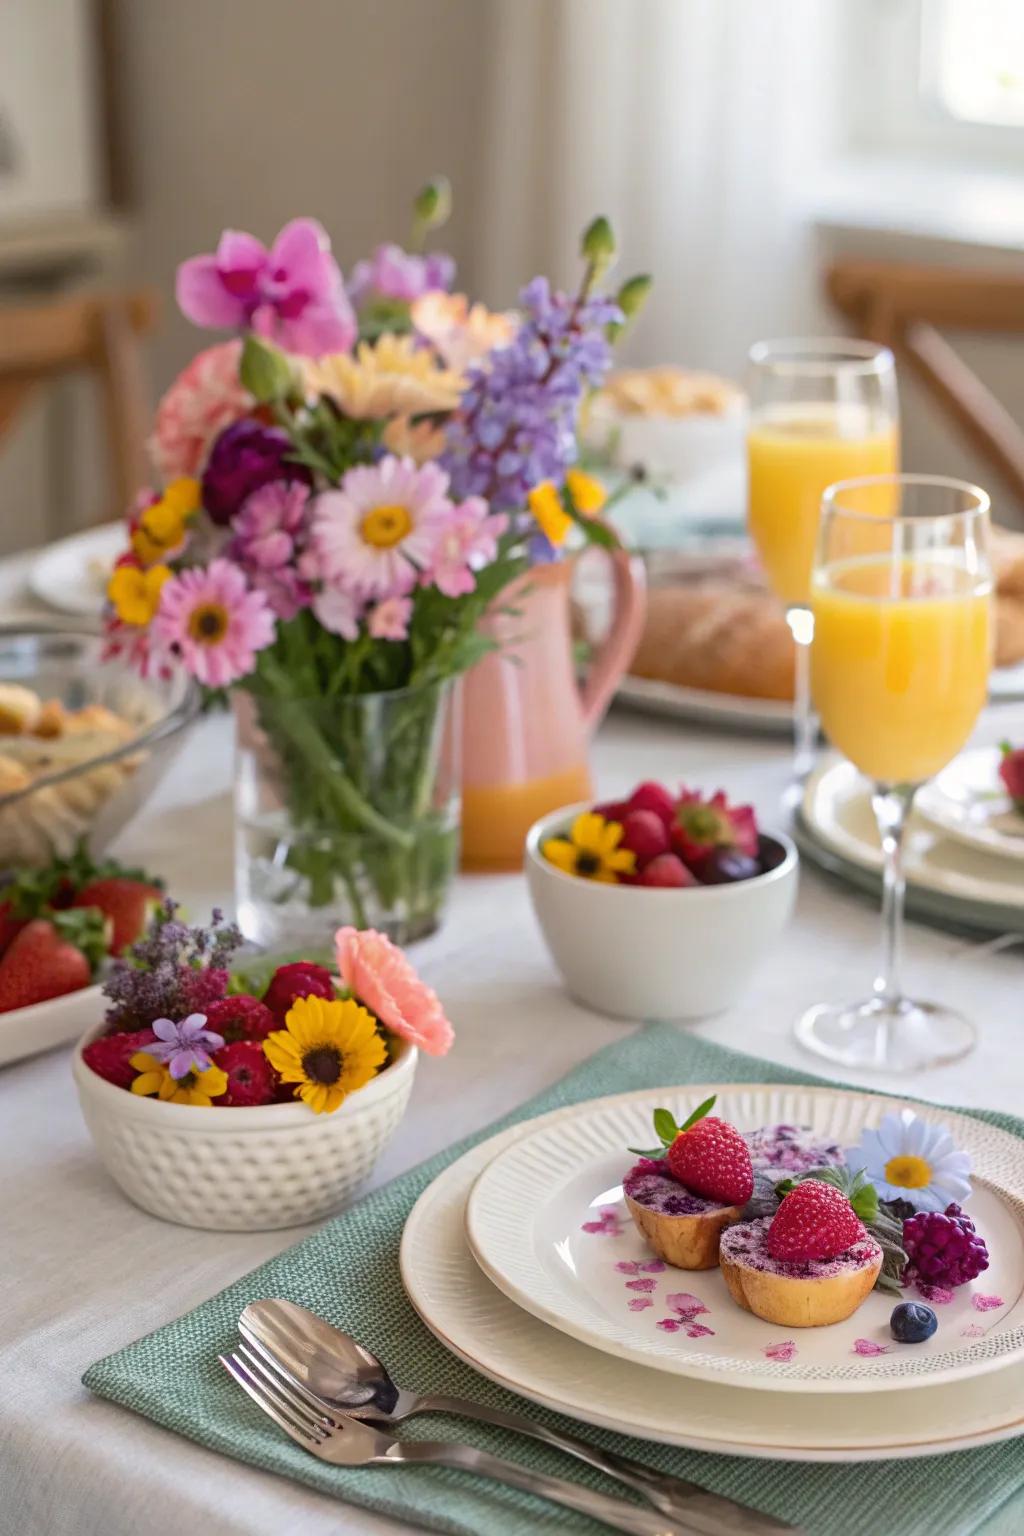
[176,219,355,357]
[129,1050,228,1106]
[305,335,463,420]
[152,558,275,687]
[149,341,254,479]
[335,926,455,1057]
[263,993,387,1115]
[411,291,517,372]
[107,563,172,627]
[542,812,637,883]
[312,457,453,598]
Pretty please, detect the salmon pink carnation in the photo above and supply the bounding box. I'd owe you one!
[148,341,254,479]
[335,926,454,1056]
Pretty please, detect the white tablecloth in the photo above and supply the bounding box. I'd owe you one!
[1,547,1022,1536]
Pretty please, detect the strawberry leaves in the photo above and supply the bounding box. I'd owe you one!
[628,1094,717,1158]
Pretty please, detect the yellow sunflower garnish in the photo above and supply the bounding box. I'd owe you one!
[542,812,636,883]
[305,335,463,421]
[107,563,172,626]
[263,994,387,1115]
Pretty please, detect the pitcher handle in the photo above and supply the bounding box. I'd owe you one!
[579,539,647,733]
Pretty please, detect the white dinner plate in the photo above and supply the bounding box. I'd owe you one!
[802,757,1024,913]
[916,748,1024,864]
[0,983,101,1069]
[401,1104,1024,1460]
[615,675,794,735]
[28,522,124,617]
[465,1083,1024,1393]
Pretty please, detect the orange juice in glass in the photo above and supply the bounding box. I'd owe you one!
[746,341,899,787]
[798,474,992,1075]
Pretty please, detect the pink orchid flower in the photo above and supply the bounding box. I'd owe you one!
[335,926,454,1056]
[176,219,356,357]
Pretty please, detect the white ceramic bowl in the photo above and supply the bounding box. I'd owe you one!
[72,1020,417,1231]
[525,804,798,1021]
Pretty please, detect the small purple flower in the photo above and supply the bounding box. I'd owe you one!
[229,480,313,619]
[348,243,455,307]
[201,420,311,527]
[147,1014,225,1079]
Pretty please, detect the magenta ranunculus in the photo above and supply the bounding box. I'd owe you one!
[201,419,311,527]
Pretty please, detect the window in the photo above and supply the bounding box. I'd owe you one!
[924,0,1024,128]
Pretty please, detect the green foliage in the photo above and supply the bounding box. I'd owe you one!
[240,335,295,404]
[627,1095,717,1157]
[412,176,452,248]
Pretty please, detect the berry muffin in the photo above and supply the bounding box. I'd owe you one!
[744,1123,846,1177]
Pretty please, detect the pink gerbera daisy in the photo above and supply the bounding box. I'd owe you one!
[153,558,276,687]
[335,926,454,1056]
[311,457,453,599]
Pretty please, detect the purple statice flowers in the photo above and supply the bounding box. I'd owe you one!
[147,1014,225,1079]
[442,276,621,528]
[103,901,242,1032]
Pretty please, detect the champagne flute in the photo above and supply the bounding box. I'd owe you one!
[797,475,993,1072]
[746,339,899,789]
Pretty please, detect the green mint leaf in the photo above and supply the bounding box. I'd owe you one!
[678,1095,717,1134]
[652,1107,679,1146]
[627,1145,667,1160]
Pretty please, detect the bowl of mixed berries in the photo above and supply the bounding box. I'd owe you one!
[525,780,797,1019]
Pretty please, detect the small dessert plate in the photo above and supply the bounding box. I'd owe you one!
[916,747,1024,864]
[465,1084,1024,1394]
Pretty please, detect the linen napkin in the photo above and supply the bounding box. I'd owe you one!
[84,1024,1024,1536]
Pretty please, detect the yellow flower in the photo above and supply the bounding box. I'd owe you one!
[381,414,447,464]
[527,481,572,547]
[129,1051,228,1106]
[542,812,636,883]
[565,468,607,518]
[107,563,172,626]
[305,335,463,421]
[263,993,387,1115]
[131,479,200,565]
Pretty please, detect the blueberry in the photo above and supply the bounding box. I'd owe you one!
[890,1302,938,1343]
[700,849,761,885]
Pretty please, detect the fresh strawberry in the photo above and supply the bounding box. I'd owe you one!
[0,908,107,1013]
[767,1181,865,1263]
[638,852,696,888]
[72,877,163,954]
[626,781,676,826]
[999,741,1024,812]
[262,960,336,1020]
[0,899,28,956]
[203,994,277,1043]
[627,1096,753,1204]
[213,1040,278,1106]
[671,788,758,875]
[82,1027,158,1089]
[620,809,670,867]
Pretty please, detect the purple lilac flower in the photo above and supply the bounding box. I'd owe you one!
[148,1014,226,1079]
[228,480,313,619]
[441,276,621,516]
[103,901,242,1031]
[201,419,312,527]
[348,243,455,307]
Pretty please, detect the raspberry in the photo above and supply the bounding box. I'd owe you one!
[82,1027,157,1089]
[203,994,277,1044]
[593,799,629,824]
[262,961,335,1020]
[620,810,670,867]
[902,1204,989,1289]
[626,782,676,826]
[767,1181,865,1263]
[666,1116,754,1204]
[213,1041,278,1107]
[638,853,697,888]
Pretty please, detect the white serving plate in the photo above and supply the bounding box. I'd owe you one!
[615,674,794,735]
[802,757,1024,913]
[916,747,1024,864]
[28,521,124,617]
[0,983,102,1069]
[466,1083,1024,1393]
[401,1106,1024,1460]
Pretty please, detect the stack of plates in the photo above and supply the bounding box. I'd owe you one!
[400,1083,1024,1462]
[797,749,1024,937]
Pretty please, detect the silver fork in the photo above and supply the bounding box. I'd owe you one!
[221,1348,694,1536]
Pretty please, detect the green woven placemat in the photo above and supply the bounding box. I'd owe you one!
[84,1024,1024,1536]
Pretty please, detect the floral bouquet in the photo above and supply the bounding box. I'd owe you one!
[104,182,650,944]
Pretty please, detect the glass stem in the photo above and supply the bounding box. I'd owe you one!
[871,785,915,1006]
[786,605,816,784]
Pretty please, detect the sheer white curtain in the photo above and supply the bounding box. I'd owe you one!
[475,0,845,374]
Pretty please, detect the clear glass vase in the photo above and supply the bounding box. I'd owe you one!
[234,679,461,949]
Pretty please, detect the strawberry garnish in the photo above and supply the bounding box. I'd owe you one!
[0,909,107,1013]
[628,1096,754,1204]
[671,788,758,875]
[626,781,676,826]
[72,877,163,954]
[766,1180,865,1263]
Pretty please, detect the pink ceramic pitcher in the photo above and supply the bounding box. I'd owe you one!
[460,548,646,870]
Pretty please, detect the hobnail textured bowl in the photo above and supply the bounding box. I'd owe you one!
[72,1018,417,1231]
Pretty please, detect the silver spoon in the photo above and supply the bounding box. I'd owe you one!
[240,1298,796,1533]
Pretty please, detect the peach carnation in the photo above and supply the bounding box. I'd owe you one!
[335,926,454,1057]
[149,340,254,479]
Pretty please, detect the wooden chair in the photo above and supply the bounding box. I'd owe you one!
[826,259,1024,509]
[0,288,160,520]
